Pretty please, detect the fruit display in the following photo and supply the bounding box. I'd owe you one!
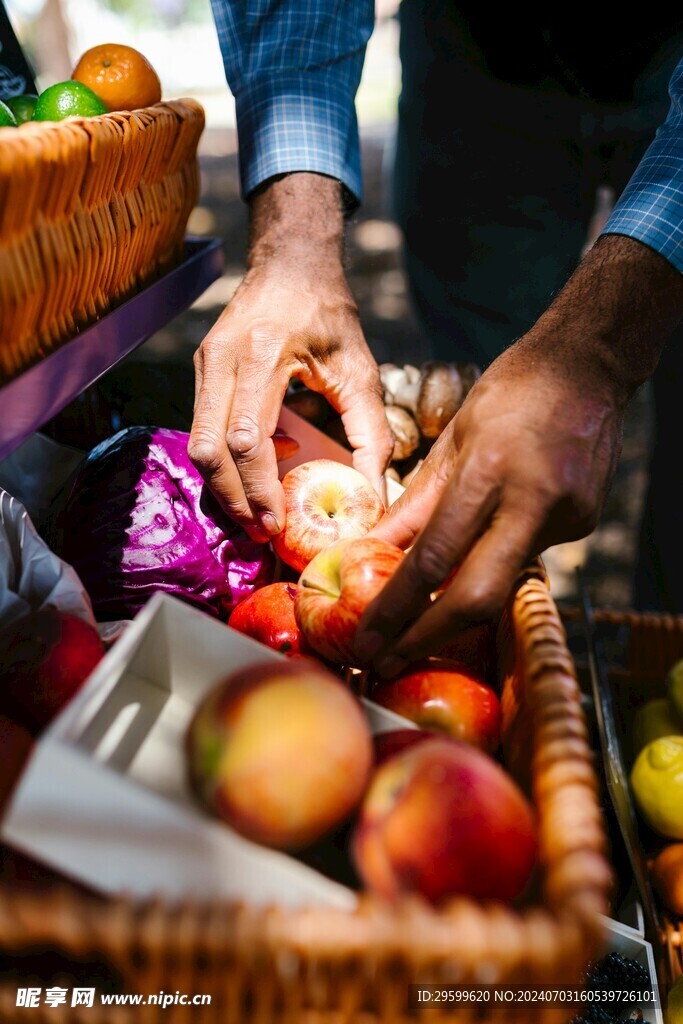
[32,81,108,121]
[228,582,309,656]
[632,735,683,838]
[0,43,163,131]
[370,659,501,753]
[71,43,162,112]
[352,736,537,903]
[633,697,683,755]
[4,94,37,123]
[294,536,404,663]
[272,459,384,572]
[0,99,18,127]
[651,843,683,916]
[186,659,373,849]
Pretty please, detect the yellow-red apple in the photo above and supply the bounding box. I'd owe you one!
[229,583,309,657]
[371,659,501,753]
[186,658,373,849]
[295,537,404,664]
[353,737,537,904]
[272,459,384,572]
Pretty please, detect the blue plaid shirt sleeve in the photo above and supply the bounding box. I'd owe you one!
[210,0,374,204]
[601,57,683,273]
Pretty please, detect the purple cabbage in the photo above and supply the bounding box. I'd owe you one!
[53,426,274,621]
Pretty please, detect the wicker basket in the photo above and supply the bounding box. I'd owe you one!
[0,100,204,384]
[0,575,612,1022]
[583,608,683,999]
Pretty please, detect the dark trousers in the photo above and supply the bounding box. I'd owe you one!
[394,0,683,611]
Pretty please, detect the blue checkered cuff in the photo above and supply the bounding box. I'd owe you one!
[233,67,364,206]
[601,115,683,272]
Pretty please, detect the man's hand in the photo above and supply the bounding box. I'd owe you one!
[353,235,683,674]
[353,339,623,673]
[189,174,393,541]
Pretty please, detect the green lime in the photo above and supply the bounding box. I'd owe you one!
[6,94,38,124]
[633,698,683,756]
[669,659,683,719]
[0,99,18,127]
[33,81,107,122]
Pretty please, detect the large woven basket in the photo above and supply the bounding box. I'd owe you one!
[580,608,683,1000]
[0,100,204,383]
[0,574,612,1022]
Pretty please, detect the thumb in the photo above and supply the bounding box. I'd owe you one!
[370,457,444,549]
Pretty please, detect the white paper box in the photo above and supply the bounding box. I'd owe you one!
[2,409,410,905]
[1,592,415,907]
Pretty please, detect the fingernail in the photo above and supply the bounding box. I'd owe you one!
[375,654,408,679]
[259,512,282,537]
[353,630,384,664]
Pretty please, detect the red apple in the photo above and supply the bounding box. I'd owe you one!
[229,583,309,657]
[186,658,373,849]
[272,459,384,572]
[371,659,501,753]
[353,737,537,904]
[0,716,33,813]
[436,622,498,682]
[295,537,404,664]
[0,610,104,733]
[373,728,433,766]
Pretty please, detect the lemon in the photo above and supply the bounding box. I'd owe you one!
[633,698,683,756]
[669,659,683,719]
[0,100,18,127]
[5,94,38,124]
[32,81,107,122]
[631,736,683,838]
[667,974,683,1024]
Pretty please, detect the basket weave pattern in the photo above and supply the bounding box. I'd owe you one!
[0,577,612,1022]
[0,100,204,383]
[588,609,683,996]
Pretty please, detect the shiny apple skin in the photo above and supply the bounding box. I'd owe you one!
[186,658,373,849]
[272,459,384,572]
[229,582,309,657]
[353,737,537,904]
[371,659,501,753]
[295,537,404,664]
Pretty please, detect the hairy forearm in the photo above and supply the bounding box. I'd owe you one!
[247,173,345,272]
[519,235,683,406]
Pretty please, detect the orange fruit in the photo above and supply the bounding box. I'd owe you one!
[651,843,683,915]
[71,43,161,112]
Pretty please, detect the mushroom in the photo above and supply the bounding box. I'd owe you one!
[415,361,464,438]
[401,459,424,488]
[385,405,420,461]
[379,363,421,412]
